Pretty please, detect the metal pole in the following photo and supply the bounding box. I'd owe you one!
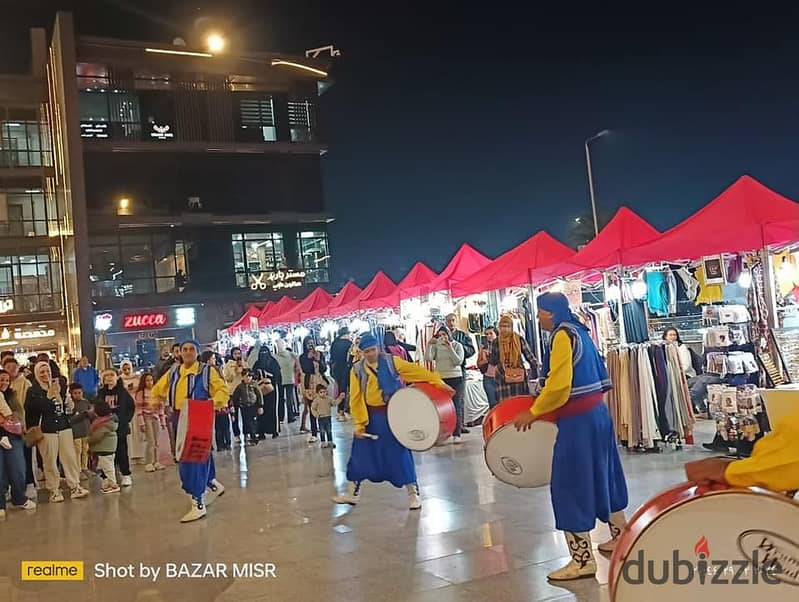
[585,141,600,237]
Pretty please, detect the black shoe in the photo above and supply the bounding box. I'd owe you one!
[461,427,470,434]
[272,433,279,439]
[288,418,297,424]
[703,442,728,452]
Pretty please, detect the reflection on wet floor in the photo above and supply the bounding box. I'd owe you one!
[0,420,716,601]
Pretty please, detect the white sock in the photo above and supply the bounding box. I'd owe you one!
[0,436,11,450]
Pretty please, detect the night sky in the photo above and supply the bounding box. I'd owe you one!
[3,1,799,288]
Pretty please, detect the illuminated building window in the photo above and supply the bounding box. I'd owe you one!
[238,97,277,142]
[296,230,329,283]
[232,232,287,289]
[288,99,316,142]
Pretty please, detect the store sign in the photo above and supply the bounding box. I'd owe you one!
[80,122,109,139]
[94,313,113,332]
[250,270,306,291]
[123,312,168,329]
[175,307,196,327]
[148,122,175,141]
[1,327,56,341]
[0,299,14,314]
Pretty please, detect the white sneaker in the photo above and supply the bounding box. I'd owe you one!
[70,487,89,499]
[101,483,121,494]
[205,479,225,506]
[453,436,463,445]
[11,499,37,510]
[154,462,166,471]
[144,464,156,473]
[26,484,36,499]
[0,509,5,518]
[308,436,318,443]
[331,481,361,505]
[120,475,133,487]
[181,497,207,523]
[49,490,64,503]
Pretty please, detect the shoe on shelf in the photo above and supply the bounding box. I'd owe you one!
[144,464,156,473]
[453,436,463,445]
[154,462,166,471]
[12,499,37,510]
[70,486,89,499]
[101,484,121,494]
[120,475,133,487]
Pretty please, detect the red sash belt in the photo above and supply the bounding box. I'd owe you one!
[536,392,604,422]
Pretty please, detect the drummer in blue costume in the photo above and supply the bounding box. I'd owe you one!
[514,292,629,581]
[152,339,230,523]
[332,333,453,509]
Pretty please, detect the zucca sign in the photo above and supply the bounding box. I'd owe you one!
[123,312,168,329]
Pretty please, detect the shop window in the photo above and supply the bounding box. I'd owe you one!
[76,63,110,90]
[288,100,317,142]
[238,97,277,142]
[231,232,287,288]
[0,107,53,167]
[297,230,329,283]
[0,250,62,313]
[0,189,48,237]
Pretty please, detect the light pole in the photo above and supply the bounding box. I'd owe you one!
[584,129,610,236]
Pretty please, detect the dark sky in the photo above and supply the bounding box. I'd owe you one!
[3,1,799,287]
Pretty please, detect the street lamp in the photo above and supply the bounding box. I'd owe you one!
[584,129,610,237]
[206,33,226,53]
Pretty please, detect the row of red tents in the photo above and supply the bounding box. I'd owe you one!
[228,175,799,331]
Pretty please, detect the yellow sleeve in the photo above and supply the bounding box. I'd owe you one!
[349,368,368,433]
[531,330,573,417]
[208,367,231,409]
[151,370,171,404]
[725,413,799,491]
[394,357,446,388]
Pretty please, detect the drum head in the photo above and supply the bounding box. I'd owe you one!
[387,387,442,451]
[484,421,557,488]
[613,489,799,601]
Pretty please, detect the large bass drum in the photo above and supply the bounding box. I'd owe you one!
[482,395,558,488]
[610,483,799,601]
[387,383,456,451]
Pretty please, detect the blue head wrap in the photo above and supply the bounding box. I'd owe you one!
[536,292,586,331]
[359,333,379,351]
[180,339,202,352]
[358,332,401,398]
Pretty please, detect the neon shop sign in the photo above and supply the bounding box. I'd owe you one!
[149,123,175,140]
[1,327,56,341]
[123,312,168,329]
[250,270,306,291]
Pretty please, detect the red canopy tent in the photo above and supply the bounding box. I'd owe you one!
[397,262,438,301]
[451,232,574,297]
[426,243,492,295]
[302,281,362,321]
[257,296,298,327]
[624,176,799,265]
[268,288,334,325]
[332,272,398,316]
[227,304,264,332]
[529,207,660,283]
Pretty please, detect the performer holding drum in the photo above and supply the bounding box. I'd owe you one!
[331,333,454,510]
[513,292,629,582]
[152,339,230,523]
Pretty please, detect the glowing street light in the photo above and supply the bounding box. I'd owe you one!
[117,197,132,215]
[206,33,226,53]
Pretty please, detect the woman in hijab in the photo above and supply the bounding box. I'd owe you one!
[299,336,328,442]
[254,343,282,439]
[489,314,539,403]
[513,292,628,582]
[24,361,89,503]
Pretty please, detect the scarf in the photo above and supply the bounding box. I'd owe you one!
[498,314,522,368]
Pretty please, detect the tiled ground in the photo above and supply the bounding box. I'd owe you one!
[0,420,716,602]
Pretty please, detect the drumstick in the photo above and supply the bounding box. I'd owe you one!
[361,433,379,440]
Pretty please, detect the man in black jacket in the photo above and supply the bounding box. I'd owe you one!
[97,369,136,487]
[329,327,353,421]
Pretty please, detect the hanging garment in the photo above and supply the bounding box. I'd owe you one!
[676,267,699,302]
[695,266,724,305]
[645,271,670,317]
[622,301,649,344]
[666,270,678,315]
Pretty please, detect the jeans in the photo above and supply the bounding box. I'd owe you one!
[483,376,498,409]
[318,416,333,442]
[334,372,349,415]
[215,413,231,449]
[443,376,465,437]
[0,435,27,508]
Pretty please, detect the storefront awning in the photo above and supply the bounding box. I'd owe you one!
[257,296,298,327]
[623,175,799,265]
[268,288,334,325]
[302,281,362,321]
[426,243,492,295]
[332,272,398,316]
[228,304,264,333]
[451,232,574,297]
[397,262,438,301]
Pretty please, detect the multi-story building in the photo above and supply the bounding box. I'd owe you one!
[46,12,334,365]
[0,28,76,359]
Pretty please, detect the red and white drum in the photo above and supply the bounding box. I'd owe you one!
[175,399,215,463]
[482,395,558,488]
[610,483,799,601]
[387,383,457,451]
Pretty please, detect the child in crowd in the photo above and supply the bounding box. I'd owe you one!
[68,383,92,479]
[88,400,120,494]
[231,369,263,446]
[134,373,166,472]
[310,384,342,448]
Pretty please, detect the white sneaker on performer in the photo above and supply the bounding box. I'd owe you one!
[452,436,463,445]
[181,497,207,523]
[120,475,133,487]
[406,484,422,510]
[331,481,361,505]
[547,532,597,581]
[205,479,225,506]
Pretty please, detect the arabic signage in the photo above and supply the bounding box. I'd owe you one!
[80,122,109,139]
[0,299,14,314]
[250,270,306,291]
[148,122,175,141]
[1,326,56,341]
